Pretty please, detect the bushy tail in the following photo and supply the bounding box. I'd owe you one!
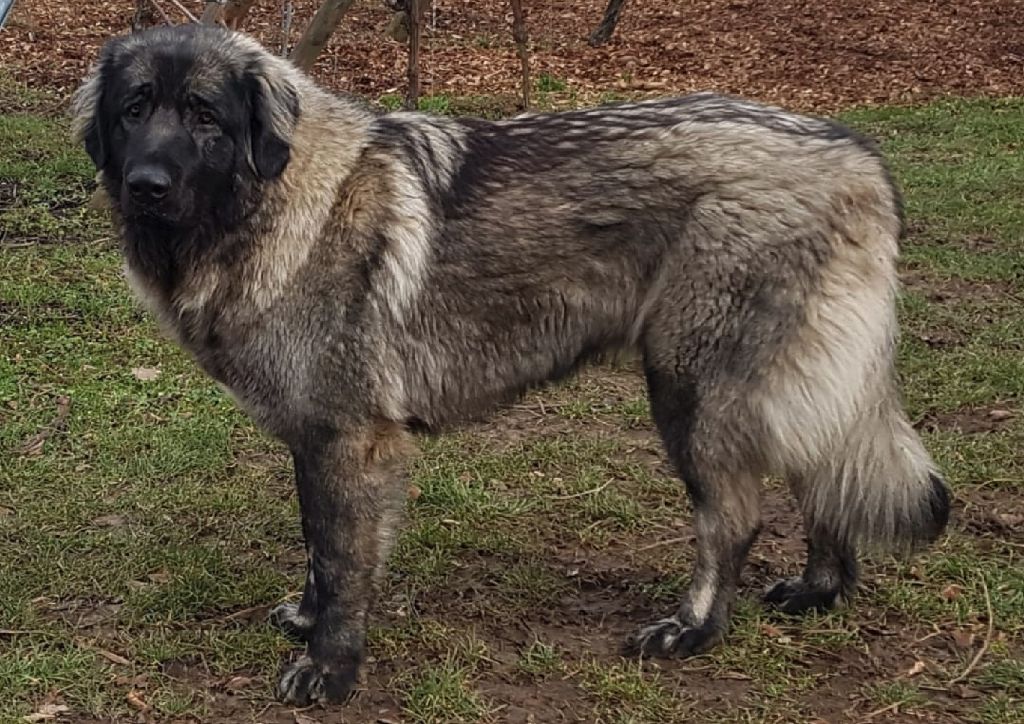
[800,395,951,555]
[750,184,950,556]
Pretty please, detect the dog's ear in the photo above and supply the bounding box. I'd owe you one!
[71,59,109,169]
[246,62,300,180]
[70,36,132,170]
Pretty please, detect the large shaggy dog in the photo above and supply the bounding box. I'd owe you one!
[72,24,950,706]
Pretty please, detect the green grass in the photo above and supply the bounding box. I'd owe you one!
[842,98,1024,281]
[398,652,494,723]
[1,90,1022,722]
[535,72,568,93]
[580,660,694,723]
[0,112,107,244]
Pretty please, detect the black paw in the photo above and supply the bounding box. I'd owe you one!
[763,577,843,615]
[625,616,724,658]
[269,602,315,642]
[276,655,357,706]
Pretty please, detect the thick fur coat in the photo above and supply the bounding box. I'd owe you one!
[72,24,950,706]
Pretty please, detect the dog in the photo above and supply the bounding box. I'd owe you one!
[71,24,950,706]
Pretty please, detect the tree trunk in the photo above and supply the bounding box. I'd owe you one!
[200,1,224,24]
[223,0,259,28]
[200,0,260,28]
[508,0,530,109]
[405,0,424,110]
[131,0,158,31]
[588,0,627,46]
[289,0,358,71]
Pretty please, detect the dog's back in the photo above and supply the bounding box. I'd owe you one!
[71,25,949,702]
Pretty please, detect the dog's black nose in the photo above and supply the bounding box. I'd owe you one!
[126,166,171,202]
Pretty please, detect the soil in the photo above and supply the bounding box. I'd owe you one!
[2,0,1024,112]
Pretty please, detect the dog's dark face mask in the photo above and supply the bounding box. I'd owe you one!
[75,26,298,236]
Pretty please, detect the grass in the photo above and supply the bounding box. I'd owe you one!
[398,652,493,724]
[1,88,1022,722]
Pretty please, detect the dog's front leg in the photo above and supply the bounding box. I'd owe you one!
[275,423,408,706]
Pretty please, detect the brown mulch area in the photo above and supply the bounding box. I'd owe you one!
[1,0,1023,112]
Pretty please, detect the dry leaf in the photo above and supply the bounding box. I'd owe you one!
[18,396,72,457]
[126,690,149,711]
[19,435,46,457]
[760,623,783,637]
[716,671,752,680]
[407,484,422,500]
[95,648,131,666]
[905,660,926,677]
[987,409,1013,421]
[146,570,171,584]
[294,714,320,724]
[22,704,69,722]
[952,629,975,649]
[941,584,963,600]
[995,512,1024,527]
[131,367,161,382]
[951,684,983,699]
[224,675,254,692]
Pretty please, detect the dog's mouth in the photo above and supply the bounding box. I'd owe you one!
[119,187,190,227]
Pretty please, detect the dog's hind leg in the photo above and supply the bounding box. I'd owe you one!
[762,484,859,614]
[627,365,762,658]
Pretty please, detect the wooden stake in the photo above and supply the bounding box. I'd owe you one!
[289,0,358,71]
[509,0,530,109]
[405,0,424,110]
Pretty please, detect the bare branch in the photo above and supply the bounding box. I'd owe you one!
[289,0,358,71]
[131,0,159,31]
[224,0,259,28]
[200,1,225,24]
[199,0,260,27]
[281,0,293,55]
[147,0,176,26]
[508,0,530,109]
[588,0,627,47]
[948,575,995,686]
[405,0,424,110]
[166,0,200,22]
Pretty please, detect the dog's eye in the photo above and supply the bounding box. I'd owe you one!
[125,102,143,119]
[197,110,218,126]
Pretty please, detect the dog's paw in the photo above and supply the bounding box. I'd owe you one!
[763,577,842,615]
[276,655,357,706]
[269,602,315,642]
[625,616,724,658]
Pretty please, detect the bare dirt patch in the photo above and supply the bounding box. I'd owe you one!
[917,405,1017,436]
[2,0,1023,112]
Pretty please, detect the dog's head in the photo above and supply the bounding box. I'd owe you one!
[71,24,299,232]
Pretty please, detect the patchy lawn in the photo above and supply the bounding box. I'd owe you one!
[1,90,1022,723]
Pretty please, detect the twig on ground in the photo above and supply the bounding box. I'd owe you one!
[0,629,47,635]
[948,574,995,686]
[549,480,611,500]
[861,701,900,720]
[634,536,688,552]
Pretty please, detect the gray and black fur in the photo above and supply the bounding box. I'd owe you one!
[72,24,951,706]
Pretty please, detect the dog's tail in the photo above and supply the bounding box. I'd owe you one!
[795,393,951,554]
[755,221,951,555]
